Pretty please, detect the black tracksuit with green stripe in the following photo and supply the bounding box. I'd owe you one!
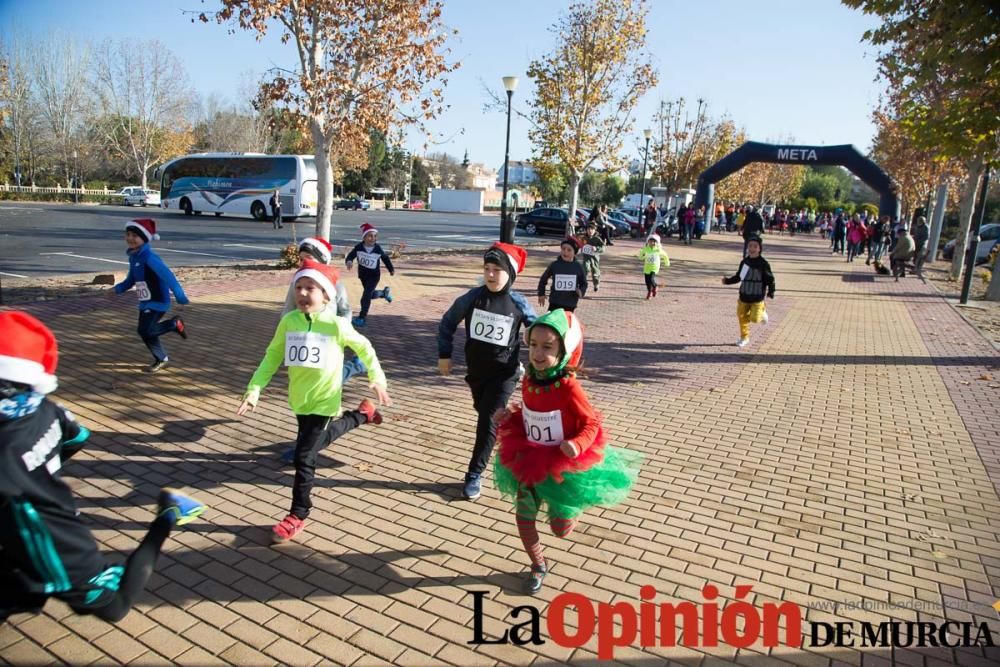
[0,396,105,618]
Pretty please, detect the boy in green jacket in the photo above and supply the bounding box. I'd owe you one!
[237,260,392,543]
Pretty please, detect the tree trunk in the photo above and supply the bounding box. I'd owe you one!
[566,171,581,237]
[986,251,1000,301]
[311,119,334,241]
[949,156,985,280]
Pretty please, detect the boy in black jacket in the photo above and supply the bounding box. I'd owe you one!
[721,235,775,348]
[537,237,587,312]
[437,243,537,500]
[345,223,395,327]
[0,312,204,623]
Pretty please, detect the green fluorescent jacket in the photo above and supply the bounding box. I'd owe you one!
[245,308,387,416]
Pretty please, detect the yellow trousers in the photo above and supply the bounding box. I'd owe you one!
[736,300,766,339]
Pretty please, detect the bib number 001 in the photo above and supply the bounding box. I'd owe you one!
[522,407,564,446]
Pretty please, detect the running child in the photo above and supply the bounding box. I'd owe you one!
[721,235,775,348]
[638,233,670,299]
[279,237,366,464]
[238,260,390,543]
[437,242,536,500]
[578,222,605,292]
[108,219,189,373]
[492,309,641,593]
[537,237,587,312]
[0,311,205,623]
[345,223,395,327]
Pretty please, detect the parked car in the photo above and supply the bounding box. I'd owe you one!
[613,208,645,237]
[604,214,631,236]
[143,189,161,207]
[335,197,371,210]
[941,223,1000,263]
[516,207,573,236]
[404,199,425,210]
[118,186,155,207]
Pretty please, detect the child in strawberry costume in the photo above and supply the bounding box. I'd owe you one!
[493,309,641,593]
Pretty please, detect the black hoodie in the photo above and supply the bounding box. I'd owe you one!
[723,244,775,303]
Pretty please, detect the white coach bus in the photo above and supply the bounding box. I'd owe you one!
[155,153,318,221]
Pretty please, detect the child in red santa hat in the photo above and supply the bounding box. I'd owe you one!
[107,219,189,373]
[237,260,392,543]
[344,223,395,327]
[437,242,537,500]
[493,309,641,593]
[0,311,205,623]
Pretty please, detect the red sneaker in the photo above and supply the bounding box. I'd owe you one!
[175,317,187,339]
[358,399,382,425]
[272,514,305,543]
[652,287,658,297]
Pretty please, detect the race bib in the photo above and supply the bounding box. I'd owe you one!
[582,244,596,256]
[644,254,659,269]
[522,407,564,446]
[135,281,151,301]
[284,331,330,369]
[358,253,380,270]
[553,274,577,291]
[469,309,513,346]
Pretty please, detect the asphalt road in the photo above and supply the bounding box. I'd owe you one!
[0,202,525,280]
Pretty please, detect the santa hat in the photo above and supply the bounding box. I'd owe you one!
[125,218,160,243]
[484,242,528,279]
[646,233,661,244]
[527,308,584,372]
[360,223,378,241]
[0,311,59,394]
[292,259,340,300]
[560,237,580,254]
[299,237,333,264]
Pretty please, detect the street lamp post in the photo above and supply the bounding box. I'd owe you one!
[500,75,518,243]
[72,150,79,204]
[639,128,652,234]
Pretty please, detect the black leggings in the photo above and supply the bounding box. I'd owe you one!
[465,372,518,475]
[291,412,366,519]
[644,273,658,290]
[91,514,173,621]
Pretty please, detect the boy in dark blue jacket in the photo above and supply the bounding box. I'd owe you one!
[0,311,204,624]
[437,243,536,500]
[109,219,189,373]
[345,222,395,327]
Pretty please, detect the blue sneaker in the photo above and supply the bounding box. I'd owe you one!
[158,488,205,526]
[342,356,367,383]
[383,286,393,303]
[281,447,295,464]
[351,316,366,327]
[463,473,482,500]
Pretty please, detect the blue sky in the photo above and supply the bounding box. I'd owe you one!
[3,0,883,173]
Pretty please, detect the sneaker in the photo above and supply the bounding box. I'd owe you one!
[646,291,651,300]
[358,399,382,425]
[593,285,599,292]
[158,488,206,526]
[281,447,295,464]
[351,316,366,327]
[761,311,769,325]
[272,514,306,543]
[145,359,169,373]
[463,472,482,500]
[175,317,187,339]
[525,564,547,595]
[383,286,393,303]
[737,338,749,348]
[652,286,658,297]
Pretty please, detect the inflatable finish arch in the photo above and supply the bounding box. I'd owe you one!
[694,141,900,221]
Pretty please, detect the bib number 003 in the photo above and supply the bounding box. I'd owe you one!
[284,331,330,369]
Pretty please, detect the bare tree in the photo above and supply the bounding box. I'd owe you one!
[32,33,90,186]
[0,39,38,185]
[91,38,194,187]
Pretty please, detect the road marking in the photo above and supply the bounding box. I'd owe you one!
[428,234,465,239]
[156,248,244,259]
[223,243,282,251]
[39,252,129,265]
[0,270,29,278]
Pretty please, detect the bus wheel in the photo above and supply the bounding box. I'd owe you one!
[214,212,222,217]
[251,201,267,220]
[180,198,193,216]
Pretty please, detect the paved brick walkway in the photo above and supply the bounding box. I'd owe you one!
[2,233,999,666]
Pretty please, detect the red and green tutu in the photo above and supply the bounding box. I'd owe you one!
[493,408,642,520]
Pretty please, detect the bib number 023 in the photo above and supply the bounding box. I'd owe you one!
[469,309,514,346]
